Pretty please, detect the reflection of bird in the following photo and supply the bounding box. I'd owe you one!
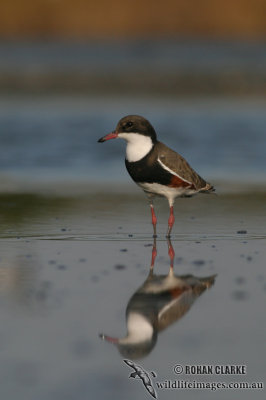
[98,115,214,237]
[100,271,216,359]
[123,359,157,399]
[100,239,217,359]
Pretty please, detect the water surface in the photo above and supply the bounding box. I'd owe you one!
[0,190,265,399]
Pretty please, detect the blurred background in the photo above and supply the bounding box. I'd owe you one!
[0,0,265,192]
[0,4,265,400]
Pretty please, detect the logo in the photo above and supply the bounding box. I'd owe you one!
[123,359,157,398]
[123,360,264,398]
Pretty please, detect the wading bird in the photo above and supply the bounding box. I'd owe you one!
[98,115,214,237]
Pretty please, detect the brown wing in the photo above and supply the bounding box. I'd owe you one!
[158,290,193,331]
[158,274,216,331]
[156,142,210,191]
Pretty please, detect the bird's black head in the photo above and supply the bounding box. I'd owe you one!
[116,115,157,143]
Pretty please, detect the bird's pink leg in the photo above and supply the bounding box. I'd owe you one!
[167,237,175,269]
[167,205,175,238]
[150,204,157,238]
[150,236,157,270]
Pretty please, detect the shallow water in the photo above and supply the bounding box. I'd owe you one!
[0,190,265,400]
[0,38,265,399]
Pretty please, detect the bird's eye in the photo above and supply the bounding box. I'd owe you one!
[125,121,133,128]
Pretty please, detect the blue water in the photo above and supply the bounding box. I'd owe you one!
[0,40,265,73]
[0,96,265,186]
[0,40,265,188]
[0,41,265,400]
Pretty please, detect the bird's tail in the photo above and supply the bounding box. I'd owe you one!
[200,182,215,194]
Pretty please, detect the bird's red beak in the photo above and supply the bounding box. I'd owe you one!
[99,333,119,343]
[98,131,118,142]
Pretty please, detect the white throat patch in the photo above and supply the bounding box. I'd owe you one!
[118,132,153,162]
[120,312,153,344]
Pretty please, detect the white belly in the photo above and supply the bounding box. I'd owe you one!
[138,182,196,206]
